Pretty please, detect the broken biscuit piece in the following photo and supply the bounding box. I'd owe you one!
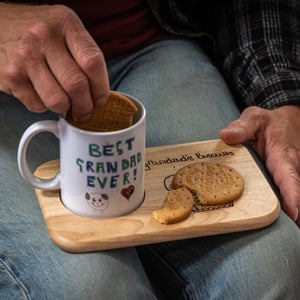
[152,187,194,224]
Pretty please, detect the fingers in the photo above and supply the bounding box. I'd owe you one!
[266,149,300,227]
[280,173,300,227]
[63,11,110,108]
[44,45,94,122]
[68,35,110,106]
[220,106,300,227]
[42,6,109,121]
[11,81,48,113]
[0,61,47,112]
[27,58,71,114]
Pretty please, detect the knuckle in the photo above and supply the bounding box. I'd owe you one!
[21,96,47,112]
[27,21,52,40]
[80,49,104,71]
[284,147,300,164]
[10,88,45,112]
[45,92,70,112]
[244,106,272,124]
[244,106,265,116]
[50,4,81,28]
[25,5,78,43]
[12,33,45,61]
[4,65,23,82]
[63,71,88,92]
[15,44,36,60]
[48,4,75,20]
[27,102,47,113]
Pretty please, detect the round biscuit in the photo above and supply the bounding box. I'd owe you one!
[173,162,244,205]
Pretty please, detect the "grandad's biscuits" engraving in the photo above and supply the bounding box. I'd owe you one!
[145,150,235,171]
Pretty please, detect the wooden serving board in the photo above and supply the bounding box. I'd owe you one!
[34,139,280,253]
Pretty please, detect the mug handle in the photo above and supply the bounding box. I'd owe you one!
[17,120,61,190]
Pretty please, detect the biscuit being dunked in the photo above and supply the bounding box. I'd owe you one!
[66,91,137,132]
[173,162,244,205]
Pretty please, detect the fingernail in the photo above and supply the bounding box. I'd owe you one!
[95,97,107,107]
[226,127,239,133]
[294,208,299,222]
[78,113,92,123]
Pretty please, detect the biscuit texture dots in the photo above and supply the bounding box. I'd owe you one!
[173,162,244,205]
[66,91,137,132]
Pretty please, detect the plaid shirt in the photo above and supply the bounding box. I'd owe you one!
[149,0,300,110]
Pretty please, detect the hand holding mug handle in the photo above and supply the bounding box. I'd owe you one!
[18,120,61,190]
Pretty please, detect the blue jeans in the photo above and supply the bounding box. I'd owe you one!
[1,38,299,299]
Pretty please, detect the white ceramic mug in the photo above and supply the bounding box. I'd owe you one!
[18,93,146,219]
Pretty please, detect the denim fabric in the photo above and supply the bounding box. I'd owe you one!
[137,211,300,299]
[107,38,240,148]
[1,38,299,299]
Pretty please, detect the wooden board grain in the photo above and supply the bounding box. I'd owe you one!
[34,139,280,253]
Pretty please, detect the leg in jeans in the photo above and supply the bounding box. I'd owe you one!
[0,94,157,299]
[106,38,300,299]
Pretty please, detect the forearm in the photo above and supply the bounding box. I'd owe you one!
[211,0,300,109]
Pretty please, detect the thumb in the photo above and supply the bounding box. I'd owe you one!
[219,118,254,145]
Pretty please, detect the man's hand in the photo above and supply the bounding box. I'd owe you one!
[0,3,109,122]
[220,105,300,227]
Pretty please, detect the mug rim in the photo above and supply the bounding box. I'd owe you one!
[60,93,146,136]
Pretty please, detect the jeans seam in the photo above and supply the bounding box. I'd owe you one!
[145,246,190,300]
[0,255,31,300]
